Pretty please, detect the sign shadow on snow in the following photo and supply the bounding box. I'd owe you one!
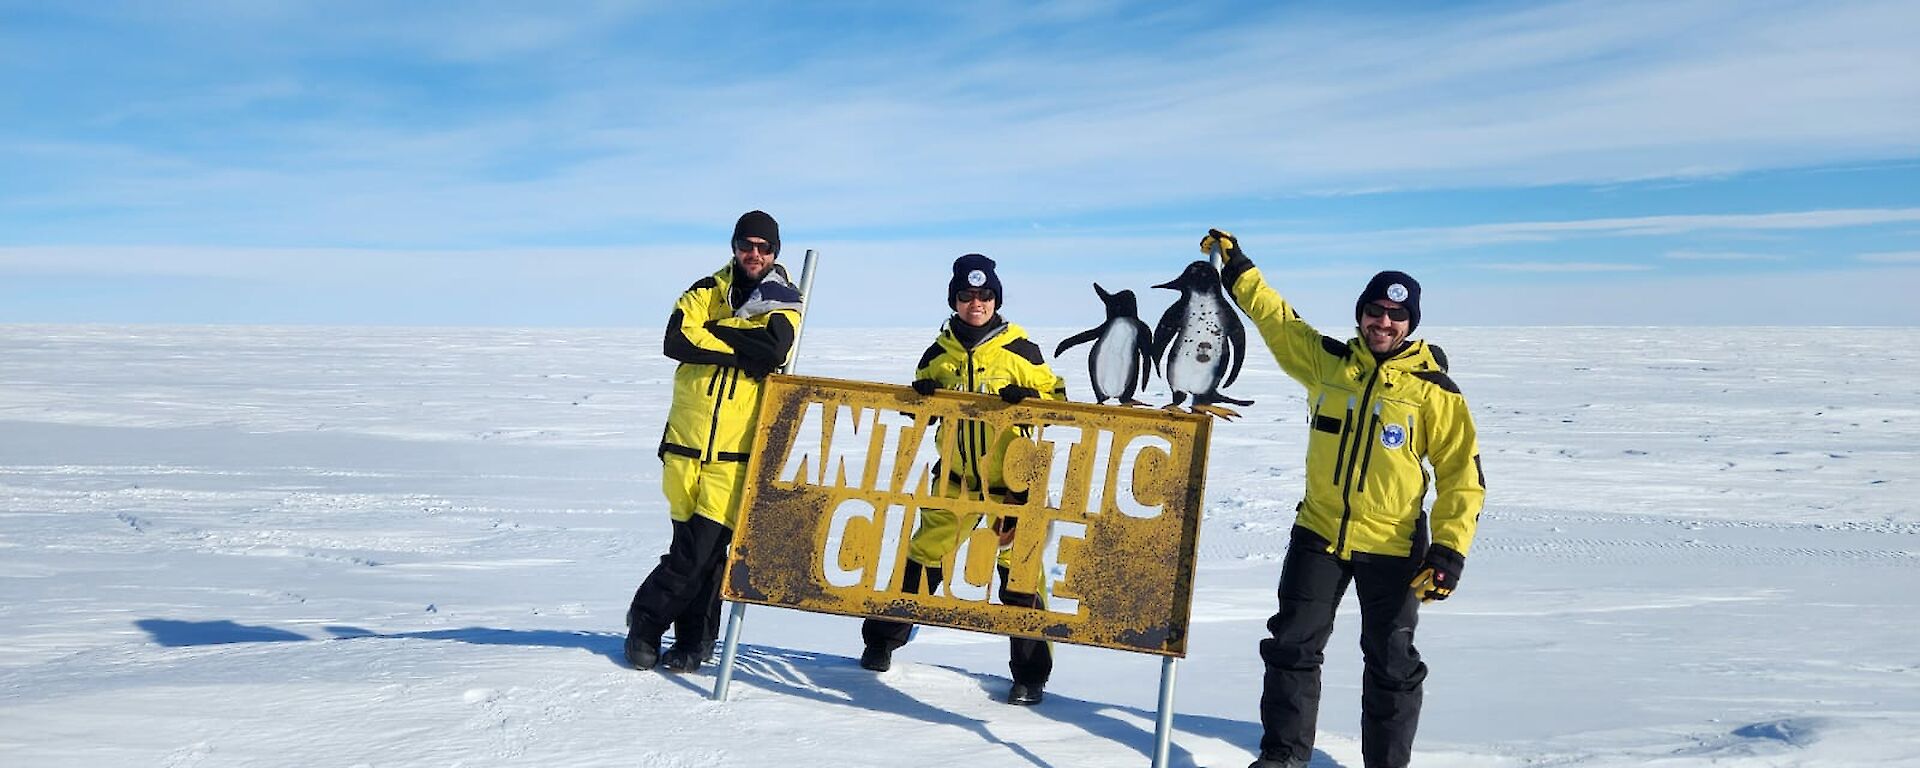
[718,642,1055,767]
[951,673,1339,768]
[132,620,1333,767]
[715,642,1328,768]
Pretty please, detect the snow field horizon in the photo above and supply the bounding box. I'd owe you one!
[0,325,1914,766]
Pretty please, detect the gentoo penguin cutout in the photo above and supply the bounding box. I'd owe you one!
[1153,260,1253,419]
[1054,283,1156,406]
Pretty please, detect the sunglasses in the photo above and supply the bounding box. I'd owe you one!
[1362,303,1410,322]
[733,238,774,255]
[954,288,997,304]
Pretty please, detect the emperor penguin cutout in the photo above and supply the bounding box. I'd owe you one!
[1152,260,1253,419]
[1054,283,1156,406]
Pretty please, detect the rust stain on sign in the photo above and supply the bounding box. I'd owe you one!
[723,374,1212,657]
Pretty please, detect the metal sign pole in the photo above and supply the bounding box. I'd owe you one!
[1159,236,1207,759]
[1152,655,1180,767]
[713,248,819,702]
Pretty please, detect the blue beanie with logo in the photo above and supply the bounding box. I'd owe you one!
[1355,270,1421,333]
[948,253,1004,306]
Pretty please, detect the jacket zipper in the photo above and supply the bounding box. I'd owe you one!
[703,366,736,462]
[964,347,979,481]
[1355,402,1384,493]
[1331,396,1355,483]
[1334,364,1383,555]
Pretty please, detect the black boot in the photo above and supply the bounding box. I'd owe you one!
[1006,682,1045,706]
[660,645,705,673]
[1247,756,1309,768]
[625,634,660,671]
[860,645,892,672]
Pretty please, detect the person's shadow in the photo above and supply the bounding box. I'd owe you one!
[134,618,1340,767]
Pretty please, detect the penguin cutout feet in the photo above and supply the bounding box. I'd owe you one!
[1189,403,1243,420]
[1159,389,1251,420]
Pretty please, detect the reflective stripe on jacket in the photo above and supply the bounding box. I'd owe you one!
[1230,266,1485,559]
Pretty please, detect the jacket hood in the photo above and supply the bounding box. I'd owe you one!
[733,265,804,319]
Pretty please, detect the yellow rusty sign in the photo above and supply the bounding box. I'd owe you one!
[722,373,1213,657]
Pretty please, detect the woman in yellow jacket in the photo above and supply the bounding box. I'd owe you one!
[857,253,1066,707]
[1205,230,1485,768]
[625,211,803,674]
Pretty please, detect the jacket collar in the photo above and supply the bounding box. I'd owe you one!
[1347,337,1445,373]
[942,315,1014,352]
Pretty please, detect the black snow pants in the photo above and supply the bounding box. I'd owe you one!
[627,514,733,656]
[1258,527,1427,768]
[861,561,1053,686]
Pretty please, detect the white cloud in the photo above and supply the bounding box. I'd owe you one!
[1474,262,1658,273]
[1665,250,1791,262]
[1425,209,1920,244]
[10,241,1920,327]
[1858,251,1920,263]
[1218,208,1920,258]
[11,1,1920,240]
[1432,266,1920,325]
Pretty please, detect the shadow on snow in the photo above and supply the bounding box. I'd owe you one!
[133,618,1330,768]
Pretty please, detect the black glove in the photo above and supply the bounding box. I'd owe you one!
[1202,228,1256,291]
[734,353,776,380]
[911,378,940,396]
[999,384,1039,404]
[1409,544,1464,603]
[708,324,783,379]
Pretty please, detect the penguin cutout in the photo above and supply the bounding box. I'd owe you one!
[1054,283,1156,406]
[1152,260,1253,419]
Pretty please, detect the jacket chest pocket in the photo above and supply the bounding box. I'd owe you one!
[1313,385,1420,493]
[1309,379,1363,434]
[1366,395,1421,457]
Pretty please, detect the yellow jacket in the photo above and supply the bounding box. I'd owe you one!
[1230,267,1485,560]
[915,317,1065,491]
[659,263,803,465]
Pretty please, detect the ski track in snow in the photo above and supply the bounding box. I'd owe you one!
[1,325,1917,767]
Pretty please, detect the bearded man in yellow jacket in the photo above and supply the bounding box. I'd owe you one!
[624,210,803,673]
[1206,230,1485,768]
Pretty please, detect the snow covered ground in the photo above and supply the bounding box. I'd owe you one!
[1,324,1915,767]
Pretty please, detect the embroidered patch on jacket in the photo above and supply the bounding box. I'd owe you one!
[1380,423,1407,449]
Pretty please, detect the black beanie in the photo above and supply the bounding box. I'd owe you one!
[1355,270,1421,333]
[948,253,1004,307]
[731,210,780,256]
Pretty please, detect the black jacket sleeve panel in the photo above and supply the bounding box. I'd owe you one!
[765,312,797,363]
[1003,337,1047,366]
[1412,370,1462,394]
[1320,335,1353,359]
[915,341,945,375]
[663,307,739,367]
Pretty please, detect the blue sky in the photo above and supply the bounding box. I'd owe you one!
[3,0,1917,328]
